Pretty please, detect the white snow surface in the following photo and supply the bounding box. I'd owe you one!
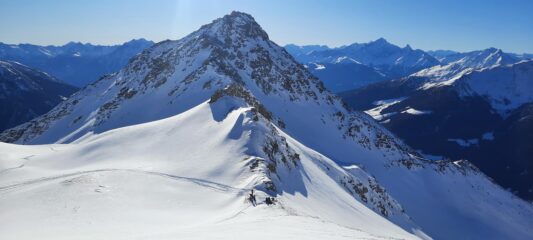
[413,51,532,116]
[365,97,406,121]
[415,48,521,90]
[313,63,326,70]
[333,56,361,64]
[416,63,474,89]
[0,101,423,240]
[401,108,432,115]
[459,60,533,115]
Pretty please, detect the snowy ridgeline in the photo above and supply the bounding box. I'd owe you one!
[0,101,424,240]
[0,11,532,240]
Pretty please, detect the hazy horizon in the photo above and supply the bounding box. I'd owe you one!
[1,0,532,53]
[3,37,532,55]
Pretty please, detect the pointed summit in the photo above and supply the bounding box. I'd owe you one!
[370,37,390,46]
[484,47,499,52]
[227,11,256,22]
[197,11,269,42]
[0,11,330,143]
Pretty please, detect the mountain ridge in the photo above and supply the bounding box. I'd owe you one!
[0,60,78,131]
[0,39,154,87]
[285,39,439,92]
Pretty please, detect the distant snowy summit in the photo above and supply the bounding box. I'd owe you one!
[286,38,439,92]
[286,40,532,93]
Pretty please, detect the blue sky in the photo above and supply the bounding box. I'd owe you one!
[1,0,532,53]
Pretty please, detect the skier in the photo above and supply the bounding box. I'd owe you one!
[265,197,273,205]
[248,189,257,206]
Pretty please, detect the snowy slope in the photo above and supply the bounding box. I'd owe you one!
[437,48,519,66]
[1,11,532,240]
[411,60,533,115]
[415,48,520,89]
[0,99,423,240]
[458,60,533,115]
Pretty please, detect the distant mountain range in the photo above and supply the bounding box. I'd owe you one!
[0,60,78,131]
[0,39,154,87]
[340,46,533,200]
[286,39,440,93]
[287,41,532,93]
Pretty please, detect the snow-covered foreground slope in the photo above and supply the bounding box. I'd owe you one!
[1,12,532,240]
[0,100,424,240]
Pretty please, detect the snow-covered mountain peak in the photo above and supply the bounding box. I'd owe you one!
[339,39,440,77]
[196,11,269,43]
[345,38,396,53]
[439,47,518,68]
[457,60,533,115]
[120,38,153,48]
[369,37,391,46]
[461,47,510,68]
[413,48,522,90]
[0,11,350,147]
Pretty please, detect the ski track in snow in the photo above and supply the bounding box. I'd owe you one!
[0,167,410,240]
[0,168,247,194]
[0,155,34,175]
